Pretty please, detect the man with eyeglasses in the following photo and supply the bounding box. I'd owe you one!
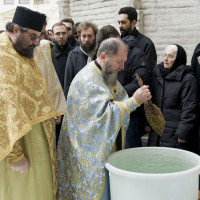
[51,22,73,90]
[51,22,73,145]
[0,6,58,200]
[61,17,79,47]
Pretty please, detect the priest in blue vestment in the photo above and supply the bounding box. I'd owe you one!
[57,38,151,200]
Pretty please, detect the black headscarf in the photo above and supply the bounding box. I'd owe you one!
[160,44,187,77]
[170,44,187,72]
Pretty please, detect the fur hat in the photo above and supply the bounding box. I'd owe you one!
[12,6,46,32]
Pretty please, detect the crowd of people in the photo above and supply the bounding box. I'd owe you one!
[0,5,200,200]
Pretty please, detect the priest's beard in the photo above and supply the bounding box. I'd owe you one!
[102,61,117,87]
[13,34,36,58]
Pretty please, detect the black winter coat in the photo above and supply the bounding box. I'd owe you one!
[148,64,197,148]
[51,43,73,89]
[118,36,149,97]
[126,27,157,71]
[191,43,200,100]
[64,46,88,99]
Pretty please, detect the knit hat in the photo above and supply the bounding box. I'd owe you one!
[12,6,46,32]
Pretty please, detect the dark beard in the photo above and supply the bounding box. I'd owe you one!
[120,26,133,38]
[80,41,95,52]
[102,62,117,87]
[12,36,35,58]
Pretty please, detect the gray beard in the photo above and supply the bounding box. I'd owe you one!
[102,63,117,87]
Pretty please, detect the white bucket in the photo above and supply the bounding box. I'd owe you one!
[105,147,200,200]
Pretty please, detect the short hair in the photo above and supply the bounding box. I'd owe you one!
[97,38,128,57]
[61,18,74,26]
[118,7,138,22]
[5,22,27,33]
[52,22,67,33]
[96,25,120,46]
[77,21,98,36]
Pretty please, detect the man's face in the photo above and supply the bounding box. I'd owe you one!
[102,48,127,86]
[164,47,176,70]
[62,22,73,37]
[118,14,135,37]
[80,27,96,51]
[53,25,68,47]
[13,27,41,58]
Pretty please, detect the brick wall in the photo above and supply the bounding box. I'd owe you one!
[59,0,200,65]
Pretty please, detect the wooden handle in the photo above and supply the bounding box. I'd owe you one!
[136,73,143,87]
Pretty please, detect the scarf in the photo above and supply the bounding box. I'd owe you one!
[80,43,98,63]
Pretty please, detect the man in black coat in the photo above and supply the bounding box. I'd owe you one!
[118,7,157,71]
[118,36,149,148]
[51,22,73,145]
[191,43,200,155]
[61,18,79,48]
[51,22,73,90]
[64,21,98,99]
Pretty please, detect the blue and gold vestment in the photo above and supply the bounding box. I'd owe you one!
[57,61,139,200]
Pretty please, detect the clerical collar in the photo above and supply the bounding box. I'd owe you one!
[94,60,102,70]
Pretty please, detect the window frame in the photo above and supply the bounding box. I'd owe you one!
[18,0,29,4]
[4,0,14,4]
[34,0,44,4]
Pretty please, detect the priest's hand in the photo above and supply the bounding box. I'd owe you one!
[133,85,151,105]
[10,157,30,173]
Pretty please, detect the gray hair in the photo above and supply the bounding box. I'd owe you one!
[97,37,128,57]
[5,22,27,33]
[165,45,178,59]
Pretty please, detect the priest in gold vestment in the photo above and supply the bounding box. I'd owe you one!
[0,6,58,200]
[57,38,152,200]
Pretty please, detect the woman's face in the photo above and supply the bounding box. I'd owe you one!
[163,47,176,69]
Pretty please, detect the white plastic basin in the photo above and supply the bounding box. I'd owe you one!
[105,147,200,200]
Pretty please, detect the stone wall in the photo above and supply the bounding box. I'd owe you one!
[59,0,200,64]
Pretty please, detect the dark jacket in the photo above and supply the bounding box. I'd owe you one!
[191,43,200,100]
[64,46,88,99]
[124,27,157,71]
[148,63,197,149]
[118,36,149,97]
[68,36,79,48]
[118,36,149,139]
[51,43,73,89]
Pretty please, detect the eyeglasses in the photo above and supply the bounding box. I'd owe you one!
[164,54,175,60]
[26,31,41,42]
[54,32,67,36]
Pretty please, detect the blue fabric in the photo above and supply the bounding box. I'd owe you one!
[57,61,137,200]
